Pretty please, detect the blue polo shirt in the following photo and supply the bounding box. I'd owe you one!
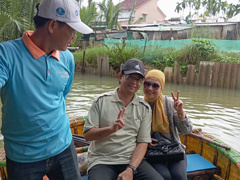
[0,31,75,162]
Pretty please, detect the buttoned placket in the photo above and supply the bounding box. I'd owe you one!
[45,56,51,81]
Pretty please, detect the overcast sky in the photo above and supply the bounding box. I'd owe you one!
[82,0,239,18]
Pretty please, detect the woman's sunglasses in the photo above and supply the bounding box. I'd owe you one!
[143,81,160,90]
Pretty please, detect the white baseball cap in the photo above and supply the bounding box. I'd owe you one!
[38,0,93,34]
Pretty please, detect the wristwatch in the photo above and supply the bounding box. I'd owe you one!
[127,164,137,174]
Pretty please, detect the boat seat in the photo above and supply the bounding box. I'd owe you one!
[81,154,220,180]
[81,176,88,180]
[186,154,220,180]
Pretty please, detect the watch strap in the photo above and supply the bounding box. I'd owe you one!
[127,164,137,174]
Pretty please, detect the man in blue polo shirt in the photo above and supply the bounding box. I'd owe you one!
[0,0,92,179]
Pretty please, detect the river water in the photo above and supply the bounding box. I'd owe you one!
[1,73,240,152]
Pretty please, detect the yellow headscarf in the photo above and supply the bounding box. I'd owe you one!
[144,69,169,134]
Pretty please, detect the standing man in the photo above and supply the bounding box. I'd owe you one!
[0,0,92,179]
[84,59,163,180]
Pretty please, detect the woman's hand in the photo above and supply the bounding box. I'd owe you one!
[149,138,158,147]
[171,90,185,119]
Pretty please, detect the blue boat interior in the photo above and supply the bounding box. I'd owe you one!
[186,154,216,172]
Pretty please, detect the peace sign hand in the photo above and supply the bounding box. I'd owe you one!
[112,108,126,132]
[171,90,184,113]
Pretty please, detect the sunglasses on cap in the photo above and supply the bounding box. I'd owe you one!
[143,81,160,90]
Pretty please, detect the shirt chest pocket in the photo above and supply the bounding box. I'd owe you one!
[123,109,141,133]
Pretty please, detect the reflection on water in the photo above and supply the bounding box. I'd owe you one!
[0,73,240,152]
[66,73,119,119]
[66,73,240,152]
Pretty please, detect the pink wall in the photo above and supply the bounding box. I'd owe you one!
[134,0,165,24]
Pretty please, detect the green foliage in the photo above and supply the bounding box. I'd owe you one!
[151,55,175,71]
[210,51,240,64]
[178,61,189,77]
[0,0,39,41]
[0,0,96,42]
[73,45,107,67]
[175,0,240,19]
[138,46,178,71]
[176,38,217,75]
[97,0,121,30]
[72,0,98,47]
[128,1,136,25]
[104,40,139,71]
[192,38,216,60]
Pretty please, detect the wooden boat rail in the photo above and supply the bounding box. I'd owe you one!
[180,131,240,180]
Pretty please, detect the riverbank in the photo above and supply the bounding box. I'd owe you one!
[75,58,240,90]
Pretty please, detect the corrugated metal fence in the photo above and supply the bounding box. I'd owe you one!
[164,61,240,90]
[83,55,240,90]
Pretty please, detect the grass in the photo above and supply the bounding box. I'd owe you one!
[73,45,107,68]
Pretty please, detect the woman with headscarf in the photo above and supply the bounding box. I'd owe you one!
[143,69,193,180]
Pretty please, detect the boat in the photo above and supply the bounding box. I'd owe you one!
[0,116,240,180]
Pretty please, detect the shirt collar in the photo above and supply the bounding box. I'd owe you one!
[112,88,139,105]
[22,31,60,61]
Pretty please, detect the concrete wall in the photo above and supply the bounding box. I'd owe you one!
[193,24,237,40]
[131,30,188,40]
[129,23,237,40]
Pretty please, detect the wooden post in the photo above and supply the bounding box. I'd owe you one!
[174,61,181,84]
[97,55,110,76]
[164,67,173,83]
[198,62,206,86]
[236,64,240,90]
[186,65,196,85]
[205,62,214,87]
[223,63,232,89]
[198,61,214,87]
[212,62,221,88]
[218,63,226,88]
[229,63,238,89]
[81,50,86,74]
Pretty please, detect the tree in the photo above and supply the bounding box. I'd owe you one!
[227,3,240,18]
[175,0,240,20]
[128,1,136,24]
[97,0,121,30]
[193,0,201,17]
[71,0,98,47]
[0,0,39,42]
[220,1,228,18]
[175,2,183,14]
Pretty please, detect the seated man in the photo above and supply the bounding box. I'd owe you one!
[84,59,163,180]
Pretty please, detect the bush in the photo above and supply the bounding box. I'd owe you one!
[104,40,140,72]
[176,39,218,75]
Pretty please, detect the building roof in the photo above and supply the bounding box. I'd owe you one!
[120,0,151,10]
[128,26,192,32]
[228,13,240,22]
[194,22,237,26]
